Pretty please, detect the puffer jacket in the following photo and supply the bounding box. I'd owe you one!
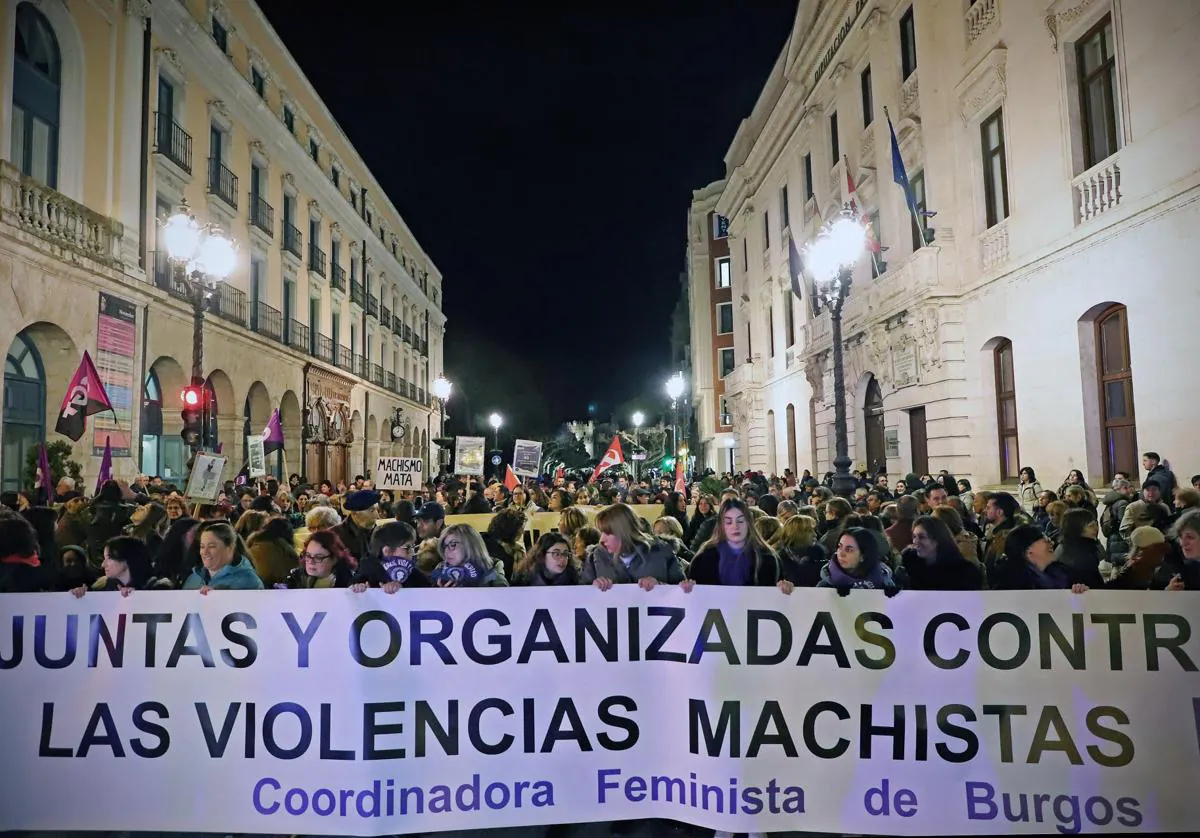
[580,538,684,585]
[182,555,265,590]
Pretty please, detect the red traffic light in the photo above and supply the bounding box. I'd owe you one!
[180,386,202,407]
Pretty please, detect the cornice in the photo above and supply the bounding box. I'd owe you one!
[954,48,1008,125]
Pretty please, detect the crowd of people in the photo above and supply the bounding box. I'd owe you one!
[1,450,1195,600]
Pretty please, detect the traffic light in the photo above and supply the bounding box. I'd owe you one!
[180,385,204,447]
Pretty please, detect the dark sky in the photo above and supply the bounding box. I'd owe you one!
[258,0,796,437]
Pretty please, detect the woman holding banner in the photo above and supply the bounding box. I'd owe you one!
[583,503,685,590]
[511,532,582,586]
[684,498,793,593]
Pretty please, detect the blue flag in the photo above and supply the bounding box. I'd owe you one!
[888,114,917,215]
[787,234,805,301]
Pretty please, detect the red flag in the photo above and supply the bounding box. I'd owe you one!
[845,155,882,255]
[503,465,520,491]
[55,350,114,441]
[674,459,686,495]
[588,436,624,484]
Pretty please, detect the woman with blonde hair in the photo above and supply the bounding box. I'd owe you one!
[769,513,826,587]
[431,524,507,587]
[684,497,792,593]
[557,506,588,540]
[583,503,683,590]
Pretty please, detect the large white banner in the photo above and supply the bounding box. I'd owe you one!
[0,588,1196,835]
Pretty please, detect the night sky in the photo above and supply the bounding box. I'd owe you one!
[258,0,796,437]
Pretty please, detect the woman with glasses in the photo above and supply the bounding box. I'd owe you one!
[351,521,431,593]
[430,524,508,587]
[512,532,581,586]
[287,530,355,589]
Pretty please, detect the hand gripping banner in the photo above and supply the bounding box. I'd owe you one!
[0,588,1196,835]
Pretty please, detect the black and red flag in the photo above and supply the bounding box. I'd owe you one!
[54,350,114,442]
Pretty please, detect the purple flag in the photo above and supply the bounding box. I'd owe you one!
[36,443,54,505]
[95,436,112,495]
[54,350,114,441]
[262,408,285,456]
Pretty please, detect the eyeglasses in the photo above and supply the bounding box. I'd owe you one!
[387,543,415,555]
[302,552,332,562]
[545,549,571,559]
[443,540,461,550]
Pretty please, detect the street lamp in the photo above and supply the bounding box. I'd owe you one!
[431,374,452,465]
[805,207,869,498]
[488,411,503,451]
[631,410,644,482]
[162,199,236,454]
[665,373,685,478]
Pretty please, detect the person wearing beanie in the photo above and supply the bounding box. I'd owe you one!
[991,524,1089,591]
[1106,526,1172,589]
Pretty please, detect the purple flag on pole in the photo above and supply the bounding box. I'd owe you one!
[262,408,285,456]
[54,350,115,442]
[36,443,54,505]
[95,436,112,496]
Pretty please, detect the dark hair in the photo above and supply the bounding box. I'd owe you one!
[0,514,38,558]
[368,521,417,561]
[1004,524,1046,564]
[515,532,577,578]
[1019,466,1037,482]
[302,529,354,568]
[103,535,152,586]
[912,514,965,562]
[1059,507,1097,541]
[838,526,885,572]
[1143,452,1160,463]
[486,507,527,543]
[988,492,1021,521]
[1141,480,1161,494]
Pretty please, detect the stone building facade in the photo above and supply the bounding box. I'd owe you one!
[1,0,445,491]
[706,0,1200,488]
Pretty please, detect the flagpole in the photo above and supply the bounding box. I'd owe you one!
[884,106,928,250]
[843,153,884,276]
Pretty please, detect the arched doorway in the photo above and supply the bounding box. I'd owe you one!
[862,375,886,476]
[12,2,61,187]
[140,369,187,481]
[785,403,798,475]
[765,410,777,475]
[2,332,45,492]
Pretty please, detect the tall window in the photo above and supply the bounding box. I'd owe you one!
[716,303,733,334]
[860,65,874,127]
[994,339,1019,481]
[1077,15,1121,168]
[211,16,228,53]
[803,153,814,201]
[767,305,775,358]
[715,257,731,289]
[762,211,770,250]
[742,238,748,272]
[784,291,795,348]
[829,111,840,162]
[309,137,320,163]
[719,348,735,379]
[1095,304,1137,481]
[900,7,918,80]
[283,106,295,134]
[910,171,929,250]
[11,3,61,187]
[251,66,265,97]
[981,109,1009,227]
[780,184,790,230]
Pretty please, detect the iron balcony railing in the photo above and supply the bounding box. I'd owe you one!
[315,334,334,364]
[283,223,303,258]
[308,243,327,277]
[366,293,379,318]
[251,301,283,342]
[154,112,192,174]
[386,371,397,391]
[207,158,238,209]
[350,281,364,307]
[330,263,346,292]
[418,388,427,405]
[249,195,274,236]
[286,319,309,352]
[403,324,412,344]
[206,282,247,326]
[380,305,391,331]
[392,318,403,337]
[372,363,385,387]
[336,347,355,374]
[352,353,366,378]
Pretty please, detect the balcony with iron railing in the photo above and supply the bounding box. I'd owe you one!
[207,158,238,209]
[315,334,334,364]
[402,324,412,345]
[418,388,427,405]
[308,243,327,277]
[251,301,283,342]
[366,294,379,318]
[352,353,366,378]
[154,112,192,174]
[372,363,385,387]
[350,281,364,307]
[205,282,247,326]
[249,195,273,237]
[386,371,397,392]
[283,223,303,259]
[336,346,355,375]
[285,319,309,352]
[380,306,392,331]
[330,263,346,292]
[392,317,404,337]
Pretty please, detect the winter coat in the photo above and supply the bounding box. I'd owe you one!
[688,543,782,586]
[899,546,984,591]
[182,555,265,590]
[581,538,684,585]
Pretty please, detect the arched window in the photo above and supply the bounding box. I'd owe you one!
[994,339,1019,481]
[785,403,798,475]
[765,409,777,475]
[1095,305,1137,481]
[2,331,45,492]
[12,3,61,186]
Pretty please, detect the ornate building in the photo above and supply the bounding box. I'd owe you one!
[705,0,1200,487]
[1,0,445,491]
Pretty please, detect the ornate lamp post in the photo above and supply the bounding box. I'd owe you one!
[805,207,869,498]
[162,199,236,453]
[631,410,644,482]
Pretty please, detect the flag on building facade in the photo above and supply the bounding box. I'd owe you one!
[54,350,114,442]
[262,409,285,456]
[887,110,935,248]
[95,436,112,495]
[787,233,805,301]
[589,436,625,484]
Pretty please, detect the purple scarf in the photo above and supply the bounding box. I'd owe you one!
[717,540,753,586]
[825,557,891,589]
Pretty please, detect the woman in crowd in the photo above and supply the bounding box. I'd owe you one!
[769,513,826,587]
[583,502,683,590]
[182,521,264,592]
[430,523,507,587]
[993,525,1091,591]
[70,535,151,597]
[685,498,791,593]
[287,530,355,589]
[901,514,983,590]
[818,527,899,593]
[512,532,582,586]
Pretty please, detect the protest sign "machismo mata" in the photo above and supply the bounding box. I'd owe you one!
[0,588,1196,835]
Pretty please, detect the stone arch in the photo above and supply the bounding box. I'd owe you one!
[1,0,86,200]
[204,369,235,420]
[244,381,272,428]
[9,320,79,432]
[148,355,186,406]
[143,355,187,480]
[2,322,76,491]
[977,335,1015,485]
[279,389,302,476]
[785,403,798,475]
[765,409,777,475]
[1078,301,1136,483]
